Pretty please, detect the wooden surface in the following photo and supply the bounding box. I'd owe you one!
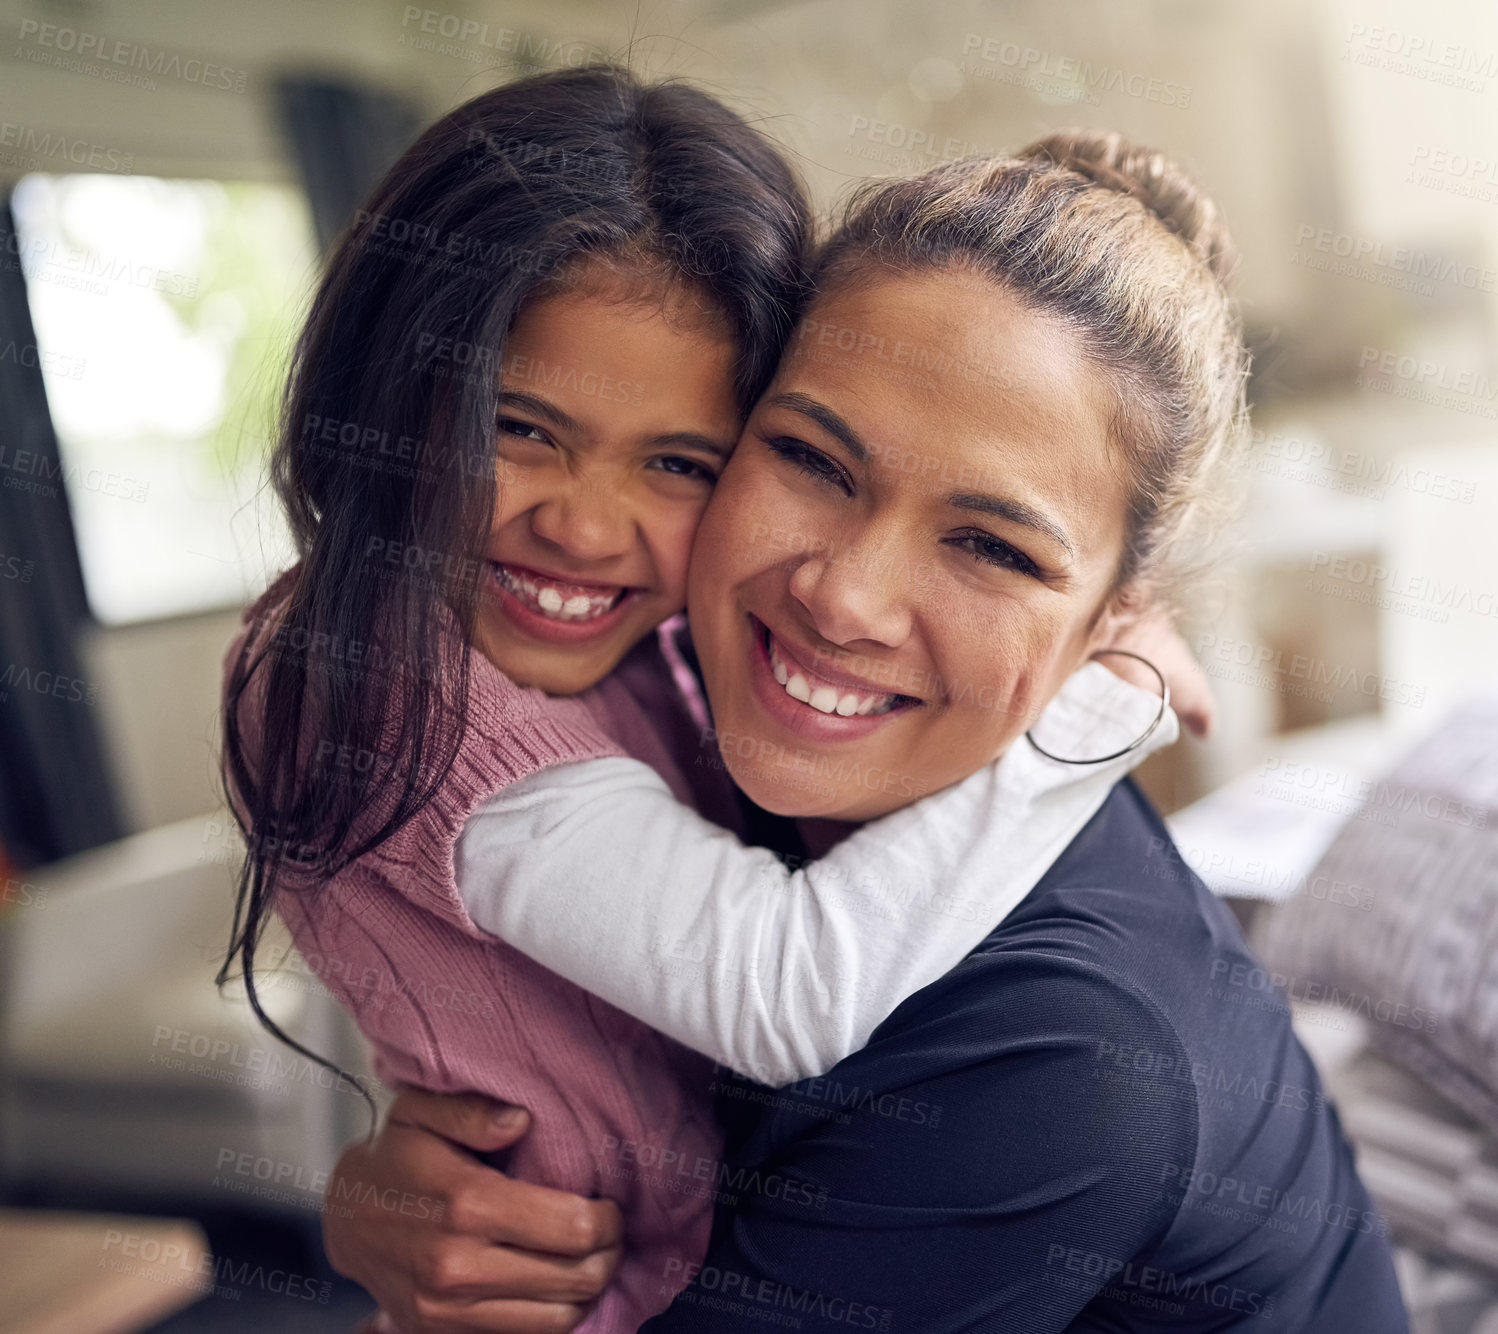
[0,1209,211,1334]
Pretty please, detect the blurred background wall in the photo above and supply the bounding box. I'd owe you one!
[5,0,1497,834]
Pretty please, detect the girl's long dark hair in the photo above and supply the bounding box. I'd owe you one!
[218,65,813,1096]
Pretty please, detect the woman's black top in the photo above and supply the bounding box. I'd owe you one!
[642,779,1409,1333]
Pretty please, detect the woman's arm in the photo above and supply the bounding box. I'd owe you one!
[323,1089,621,1334]
[330,969,1196,1334]
[459,663,1176,1087]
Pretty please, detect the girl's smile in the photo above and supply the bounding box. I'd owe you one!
[487,560,641,641]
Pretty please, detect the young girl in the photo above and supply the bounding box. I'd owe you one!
[223,67,1193,1331]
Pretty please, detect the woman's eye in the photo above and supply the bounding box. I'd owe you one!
[650,455,718,484]
[950,530,1043,580]
[497,417,549,444]
[764,436,850,492]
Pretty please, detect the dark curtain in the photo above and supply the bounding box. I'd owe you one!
[0,198,123,866]
[272,75,425,253]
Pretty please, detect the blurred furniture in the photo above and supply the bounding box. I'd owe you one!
[0,813,368,1212]
[0,1209,210,1334]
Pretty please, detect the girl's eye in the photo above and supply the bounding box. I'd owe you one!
[498,417,549,444]
[949,529,1043,580]
[650,455,718,484]
[764,436,851,493]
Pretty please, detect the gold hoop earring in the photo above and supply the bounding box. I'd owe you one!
[1024,650,1170,765]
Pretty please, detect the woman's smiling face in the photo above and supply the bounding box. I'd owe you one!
[688,267,1136,821]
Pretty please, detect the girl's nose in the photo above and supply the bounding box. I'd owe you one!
[528,480,637,565]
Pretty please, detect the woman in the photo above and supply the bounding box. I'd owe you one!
[322,135,1409,1331]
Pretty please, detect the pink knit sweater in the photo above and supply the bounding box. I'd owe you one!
[225,591,744,1332]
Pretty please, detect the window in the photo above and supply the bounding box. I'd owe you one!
[11,173,315,624]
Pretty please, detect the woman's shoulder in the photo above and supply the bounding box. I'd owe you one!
[856,780,1244,1140]
[978,778,1247,1017]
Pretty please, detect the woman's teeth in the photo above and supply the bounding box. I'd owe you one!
[495,564,623,621]
[768,635,900,717]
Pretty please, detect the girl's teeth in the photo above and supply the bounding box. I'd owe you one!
[786,674,812,703]
[835,695,859,717]
[495,565,621,621]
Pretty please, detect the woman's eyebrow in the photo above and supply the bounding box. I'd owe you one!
[767,392,869,461]
[498,389,581,434]
[948,491,1075,556]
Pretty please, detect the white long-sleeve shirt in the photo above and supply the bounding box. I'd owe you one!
[456,661,1176,1087]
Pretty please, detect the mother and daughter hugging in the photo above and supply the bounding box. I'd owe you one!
[221,64,1409,1334]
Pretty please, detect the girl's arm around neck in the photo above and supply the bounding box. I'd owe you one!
[456,663,1177,1086]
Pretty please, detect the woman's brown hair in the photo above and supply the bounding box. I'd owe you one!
[814,129,1250,605]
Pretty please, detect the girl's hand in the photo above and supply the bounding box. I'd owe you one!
[1100,607,1215,739]
[324,1087,622,1333]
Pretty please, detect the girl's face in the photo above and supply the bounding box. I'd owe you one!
[688,268,1137,822]
[475,268,740,694]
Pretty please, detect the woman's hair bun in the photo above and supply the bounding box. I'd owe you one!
[1019,129,1236,282]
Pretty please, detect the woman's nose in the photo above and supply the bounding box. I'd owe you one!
[786,532,913,649]
[528,480,636,564]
